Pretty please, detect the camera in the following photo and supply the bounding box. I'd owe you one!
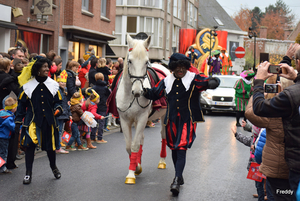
[268,65,287,74]
[265,84,279,93]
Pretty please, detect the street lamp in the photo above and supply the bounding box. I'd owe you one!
[208,26,218,69]
[209,26,218,58]
[248,27,258,72]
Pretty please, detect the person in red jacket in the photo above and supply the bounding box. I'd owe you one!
[80,89,105,149]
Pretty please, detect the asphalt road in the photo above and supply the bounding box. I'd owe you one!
[0,112,258,201]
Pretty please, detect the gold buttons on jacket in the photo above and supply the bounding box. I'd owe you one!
[176,92,178,94]
[41,89,43,91]
[176,99,179,101]
[177,107,179,109]
[176,85,179,87]
[42,102,44,104]
[43,109,45,111]
[41,95,43,97]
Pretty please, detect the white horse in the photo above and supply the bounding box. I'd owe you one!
[115,34,170,184]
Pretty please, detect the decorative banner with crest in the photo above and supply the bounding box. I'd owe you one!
[34,0,52,15]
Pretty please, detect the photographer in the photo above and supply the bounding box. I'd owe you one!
[252,44,300,201]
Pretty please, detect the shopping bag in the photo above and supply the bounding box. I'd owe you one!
[62,131,71,143]
[81,111,97,128]
[246,162,266,182]
[0,156,5,168]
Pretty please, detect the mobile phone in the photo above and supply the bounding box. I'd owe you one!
[265,84,278,93]
[268,65,282,74]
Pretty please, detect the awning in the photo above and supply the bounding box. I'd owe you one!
[0,20,18,30]
[106,44,115,56]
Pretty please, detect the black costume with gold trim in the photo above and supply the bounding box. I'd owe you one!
[16,77,62,151]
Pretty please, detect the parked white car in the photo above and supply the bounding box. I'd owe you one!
[200,75,241,114]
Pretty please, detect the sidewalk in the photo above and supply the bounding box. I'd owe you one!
[14,125,121,167]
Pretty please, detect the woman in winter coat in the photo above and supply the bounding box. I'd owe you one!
[245,75,294,201]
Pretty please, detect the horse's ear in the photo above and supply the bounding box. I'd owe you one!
[127,34,134,49]
[143,36,151,49]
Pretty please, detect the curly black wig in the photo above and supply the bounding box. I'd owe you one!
[31,57,52,77]
[168,60,191,71]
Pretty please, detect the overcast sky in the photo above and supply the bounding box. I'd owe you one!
[216,0,300,25]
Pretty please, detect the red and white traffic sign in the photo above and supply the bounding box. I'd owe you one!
[235,46,246,58]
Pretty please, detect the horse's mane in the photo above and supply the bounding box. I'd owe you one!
[123,39,148,75]
[130,39,148,59]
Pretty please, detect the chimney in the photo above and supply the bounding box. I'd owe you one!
[260,26,267,38]
[284,29,293,40]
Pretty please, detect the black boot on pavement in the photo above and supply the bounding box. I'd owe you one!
[170,177,184,196]
[23,171,32,185]
[52,167,61,179]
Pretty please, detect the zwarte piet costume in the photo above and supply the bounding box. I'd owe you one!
[144,53,220,196]
[234,70,255,126]
[15,57,63,184]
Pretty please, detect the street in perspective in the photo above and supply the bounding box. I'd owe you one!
[1,113,257,201]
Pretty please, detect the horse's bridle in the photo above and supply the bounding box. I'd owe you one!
[116,51,152,113]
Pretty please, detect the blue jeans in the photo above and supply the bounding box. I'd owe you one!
[68,122,81,146]
[289,170,300,201]
[266,179,274,201]
[255,179,265,201]
[57,119,65,149]
[0,139,9,172]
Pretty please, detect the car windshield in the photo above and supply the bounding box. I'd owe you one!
[214,76,241,88]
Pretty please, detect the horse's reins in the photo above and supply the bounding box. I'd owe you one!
[116,48,152,113]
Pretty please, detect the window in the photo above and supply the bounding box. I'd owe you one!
[82,0,89,11]
[166,22,170,50]
[189,3,193,25]
[101,0,107,17]
[159,19,163,47]
[214,17,224,26]
[145,17,153,38]
[127,17,137,33]
[178,0,181,19]
[110,16,122,45]
[127,0,138,5]
[194,7,197,28]
[160,0,164,9]
[172,25,179,50]
[173,0,177,17]
[167,0,170,13]
[116,0,123,5]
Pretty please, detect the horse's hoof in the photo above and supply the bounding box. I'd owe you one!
[135,164,142,175]
[125,177,136,184]
[157,162,166,169]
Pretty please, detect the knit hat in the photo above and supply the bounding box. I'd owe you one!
[70,92,82,105]
[240,70,255,78]
[168,53,190,70]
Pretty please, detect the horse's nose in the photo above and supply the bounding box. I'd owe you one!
[132,90,141,98]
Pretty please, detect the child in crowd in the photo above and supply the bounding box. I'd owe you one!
[22,58,29,66]
[91,73,111,143]
[97,58,111,83]
[66,92,89,151]
[81,89,105,148]
[56,76,71,154]
[231,122,267,201]
[13,58,24,76]
[0,97,17,174]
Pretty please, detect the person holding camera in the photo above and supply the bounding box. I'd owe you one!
[252,44,300,201]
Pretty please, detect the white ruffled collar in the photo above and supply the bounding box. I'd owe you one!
[164,71,196,94]
[241,77,252,85]
[23,77,59,99]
